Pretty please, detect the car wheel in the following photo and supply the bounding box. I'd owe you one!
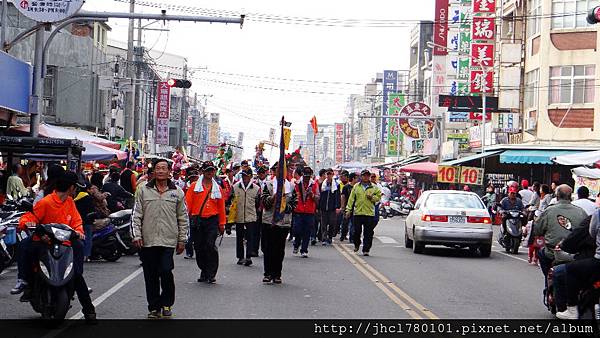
[480,244,492,257]
[404,227,413,249]
[412,231,424,254]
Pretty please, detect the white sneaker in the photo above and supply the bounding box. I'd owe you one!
[556,306,579,320]
[10,279,27,295]
[301,253,308,258]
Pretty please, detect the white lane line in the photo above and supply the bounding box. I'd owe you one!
[69,267,143,319]
[493,250,530,263]
[376,236,398,244]
[0,265,17,276]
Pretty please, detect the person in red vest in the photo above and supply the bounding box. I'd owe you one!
[292,167,320,258]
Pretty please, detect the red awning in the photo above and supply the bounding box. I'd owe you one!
[399,162,438,176]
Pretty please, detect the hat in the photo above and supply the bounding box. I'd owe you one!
[62,171,86,189]
[340,170,349,177]
[361,169,371,176]
[232,162,241,169]
[326,168,334,174]
[302,166,313,176]
[257,166,267,174]
[521,179,529,189]
[241,168,253,177]
[508,186,518,193]
[202,161,216,172]
[241,160,249,166]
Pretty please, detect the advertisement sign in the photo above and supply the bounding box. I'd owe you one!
[448,111,468,123]
[447,133,470,150]
[493,112,521,133]
[433,0,450,56]
[14,0,85,23]
[205,145,219,154]
[469,70,494,93]
[155,81,171,145]
[469,111,492,121]
[473,0,496,13]
[469,125,482,148]
[398,102,434,139]
[441,140,459,161]
[438,165,460,183]
[387,93,405,157]
[0,51,32,114]
[472,16,496,41]
[381,70,398,143]
[574,174,600,198]
[334,123,345,164]
[438,165,484,185]
[460,166,484,185]
[470,43,494,68]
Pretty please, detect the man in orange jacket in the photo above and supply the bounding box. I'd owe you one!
[18,171,96,323]
[185,161,226,284]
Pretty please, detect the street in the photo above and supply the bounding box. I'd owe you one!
[0,217,552,320]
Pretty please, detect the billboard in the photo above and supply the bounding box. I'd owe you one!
[334,123,344,164]
[387,93,405,157]
[381,70,398,143]
[0,51,32,114]
[155,81,171,145]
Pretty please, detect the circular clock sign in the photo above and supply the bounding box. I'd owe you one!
[398,102,434,139]
[13,0,85,23]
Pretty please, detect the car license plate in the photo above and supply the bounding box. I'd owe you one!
[449,216,466,223]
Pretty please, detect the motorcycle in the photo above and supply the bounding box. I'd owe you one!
[90,222,121,262]
[27,223,78,324]
[498,209,524,254]
[379,202,392,219]
[545,264,600,319]
[109,209,137,256]
[0,196,33,271]
[89,209,135,260]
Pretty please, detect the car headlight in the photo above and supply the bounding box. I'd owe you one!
[64,262,73,279]
[51,227,72,242]
[39,263,50,278]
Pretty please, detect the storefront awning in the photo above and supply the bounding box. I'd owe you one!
[500,150,578,165]
[572,167,600,180]
[441,150,503,166]
[387,155,429,168]
[399,162,438,176]
[553,150,600,167]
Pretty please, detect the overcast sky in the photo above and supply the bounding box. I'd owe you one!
[82,0,435,160]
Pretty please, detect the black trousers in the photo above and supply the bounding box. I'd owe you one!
[236,222,255,259]
[353,215,375,253]
[191,215,220,279]
[22,237,95,315]
[262,224,289,279]
[565,257,600,306]
[320,210,338,242]
[140,246,175,312]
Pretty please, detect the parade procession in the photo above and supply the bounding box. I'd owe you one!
[2,0,600,337]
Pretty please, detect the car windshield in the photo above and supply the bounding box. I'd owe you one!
[424,193,484,209]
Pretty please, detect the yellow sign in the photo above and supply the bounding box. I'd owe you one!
[437,165,459,184]
[283,127,292,150]
[438,165,484,185]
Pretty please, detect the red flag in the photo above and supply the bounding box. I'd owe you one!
[310,116,318,135]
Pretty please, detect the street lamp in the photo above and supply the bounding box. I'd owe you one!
[426,41,493,157]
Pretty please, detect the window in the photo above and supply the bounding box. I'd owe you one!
[424,194,485,209]
[527,0,542,37]
[43,66,57,116]
[549,65,595,104]
[524,69,539,108]
[552,0,600,29]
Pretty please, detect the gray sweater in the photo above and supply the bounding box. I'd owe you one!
[590,210,600,260]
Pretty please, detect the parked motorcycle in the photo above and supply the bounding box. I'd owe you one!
[26,223,78,324]
[498,209,524,254]
[379,202,392,219]
[90,223,121,262]
[89,209,135,260]
[109,209,137,256]
[0,196,33,271]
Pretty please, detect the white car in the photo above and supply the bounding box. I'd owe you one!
[404,190,493,257]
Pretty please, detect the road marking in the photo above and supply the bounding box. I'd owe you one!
[376,236,398,244]
[493,250,530,263]
[70,267,143,320]
[0,265,17,276]
[333,244,422,319]
[334,243,438,319]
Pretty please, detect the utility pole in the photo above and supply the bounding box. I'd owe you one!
[124,0,135,140]
[133,18,143,141]
[30,27,45,137]
[1,0,7,49]
[178,63,188,146]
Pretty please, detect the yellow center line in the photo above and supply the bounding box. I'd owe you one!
[333,243,423,319]
[335,243,439,320]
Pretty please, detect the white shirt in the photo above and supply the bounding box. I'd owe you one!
[519,189,534,205]
[572,198,597,216]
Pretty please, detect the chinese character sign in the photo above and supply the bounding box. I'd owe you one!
[398,102,434,140]
[387,93,405,157]
[15,0,85,23]
[473,0,496,13]
[434,0,450,56]
[156,81,171,145]
[381,70,398,143]
[472,17,495,41]
[470,70,494,93]
[334,123,345,164]
[470,43,494,67]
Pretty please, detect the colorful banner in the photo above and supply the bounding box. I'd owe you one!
[470,43,495,68]
[433,0,450,56]
[473,0,496,13]
[472,16,496,41]
[382,70,398,143]
[334,123,345,164]
[387,93,405,157]
[398,102,434,139]
[447,132,470,150]
[156,81,171,145]
[574,174,600,198]
[470,70,494,93]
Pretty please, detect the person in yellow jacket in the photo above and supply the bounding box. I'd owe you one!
[345,169,381,256]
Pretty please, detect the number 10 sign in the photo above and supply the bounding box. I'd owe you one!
[438,165,484,185]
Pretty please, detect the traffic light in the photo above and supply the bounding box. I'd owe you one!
[587,6,600,24]
[167,78,192,88]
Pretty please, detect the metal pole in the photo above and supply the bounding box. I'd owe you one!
[133,18,142,141]
[1,0,7,49]
[30,28,45,138]
[481,90,487,168]
[313,132,316,170]
[178,63,188,146]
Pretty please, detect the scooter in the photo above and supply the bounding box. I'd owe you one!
[27,223,77,324]
[379,202,392,219]
[545,263,600,319]
[109,209,137,256]
[498,210,524,254]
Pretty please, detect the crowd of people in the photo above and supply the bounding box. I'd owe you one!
[0,155,391,320]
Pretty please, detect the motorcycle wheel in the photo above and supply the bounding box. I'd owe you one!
[123,246,139,256]
[102,249,122,262]
[511,239,520,254]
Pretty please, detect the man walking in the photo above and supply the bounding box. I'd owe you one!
[345,170,381,256]
[319,168,341,245]
[185,161,227,284]
[340,172,357,241]
[292,166,320,258]
[231,168,260,266]
[132,159,189,319]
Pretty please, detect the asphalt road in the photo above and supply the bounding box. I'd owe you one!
[0,216,553,320]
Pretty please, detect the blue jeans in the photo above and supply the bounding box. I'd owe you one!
[293,214,314,254]
[552,263,568,311]
[374,203,380,226]
[83,224,93,257]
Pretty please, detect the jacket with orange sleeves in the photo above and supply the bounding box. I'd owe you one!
[185,181,227,231]
[18,192,84,236]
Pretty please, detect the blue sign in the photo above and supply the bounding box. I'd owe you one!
[382,70,397,143]
[0,51,32,114]
[448,111,469,123]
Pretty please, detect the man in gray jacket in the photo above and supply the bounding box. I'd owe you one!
[132,159,189,319]
[232,168,260,266]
